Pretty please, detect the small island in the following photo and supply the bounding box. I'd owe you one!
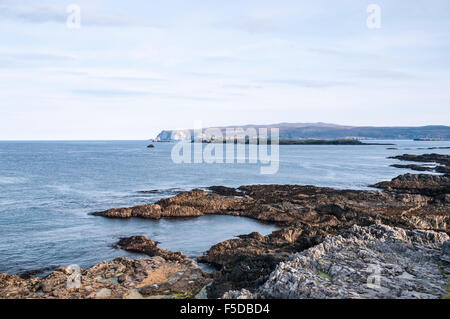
[191,138,394,145]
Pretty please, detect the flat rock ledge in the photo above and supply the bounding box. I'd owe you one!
[0,239,211,299]
[223,224,449,299]
[116,235,186,262]
[388,153,450,174]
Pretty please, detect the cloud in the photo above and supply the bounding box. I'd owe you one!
[217,16,279,34]
[0,2,158,27]
[350,69,415,80]
[222,84,263,89]
[0,51,75,62]
[0,3,65,24]
[307,47,380,59]
[71,89,153,97]
[165,95,222,102]
[264,79,350,88]
[0,50,76,68]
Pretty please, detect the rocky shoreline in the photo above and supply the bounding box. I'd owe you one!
[389,153,450,174]
[224,224,449,299]
[1,153,449,299]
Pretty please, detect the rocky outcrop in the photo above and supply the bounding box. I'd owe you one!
[390,153,450,166]
[198,225,336,298]
[0,255,211,299]
[93,182,449,232]
[371,173,450,196]
[6,153,448,299]
[91,167,449,298]
[233,224,449,299]
[389,153,450,174]
[91,204,164,219]
[116,236,186,262]
[390,164,434,172]
[222,289,255,299]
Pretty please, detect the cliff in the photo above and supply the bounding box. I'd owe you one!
[155,123,450,141]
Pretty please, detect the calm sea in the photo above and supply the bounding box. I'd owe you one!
[0,140,449,275]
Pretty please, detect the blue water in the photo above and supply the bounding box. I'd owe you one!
[0,140,449,275]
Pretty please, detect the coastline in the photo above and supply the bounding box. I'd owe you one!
[1,153,449,299]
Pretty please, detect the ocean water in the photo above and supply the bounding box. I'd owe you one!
[0,140,449,275]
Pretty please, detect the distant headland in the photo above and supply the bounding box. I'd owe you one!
[154,123,450,142]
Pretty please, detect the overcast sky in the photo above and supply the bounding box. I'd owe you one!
[0,0,449,140]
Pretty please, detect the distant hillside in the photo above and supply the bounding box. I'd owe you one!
[155,123,450,141]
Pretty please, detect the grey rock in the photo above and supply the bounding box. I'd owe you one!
[441,240,450,262]
[222,289,255,299]
[255,224,449,299]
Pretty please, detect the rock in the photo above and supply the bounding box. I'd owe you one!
[89,170,449,298]
[254,224,449,299]
[441,240,450,262]
[389,153,450,174]
[208,186,245,197]
[116,236,185,261]
[390,164,435,172]
[389,153,450,166]
[18,265,60,280]
[0,256,211,299]
[371,173,450,196]
[92,178,449,233]
[91,204,163,219]
[95,288,112,298]
[222,289,255,299]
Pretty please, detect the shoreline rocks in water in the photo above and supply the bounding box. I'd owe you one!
[224,224,449,299]
[389,153,450,174]
[371,173,450,197]
[1,153,449,299]
[116,236,186,262]
[89,155,449,298]
[0,236,211,299]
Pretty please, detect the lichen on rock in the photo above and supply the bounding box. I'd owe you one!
[253,224,449,299]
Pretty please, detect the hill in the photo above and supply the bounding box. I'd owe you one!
[155,123,450,141]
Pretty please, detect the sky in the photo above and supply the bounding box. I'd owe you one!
[0,0,449,140]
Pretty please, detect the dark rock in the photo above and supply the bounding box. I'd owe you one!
[371,173,450,196]
[208,186,245,197]
[390,164,434,172]
[87,157,450,298]
[116,236,185,261]
[389,153,450,174]
[18,265,61,280]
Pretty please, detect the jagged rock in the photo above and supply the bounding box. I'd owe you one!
[90,170,449,298]
[389,153,450,174]
[255,224,449,299]
[91,204,163,219]
[116,236,185,262]
[389,153,450,166]
[371,173,450,196]
[390,164,434,172]
[222,289,255,299]
[92,179,449,233]
[0,255,211,299]
[441,241,450,262]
